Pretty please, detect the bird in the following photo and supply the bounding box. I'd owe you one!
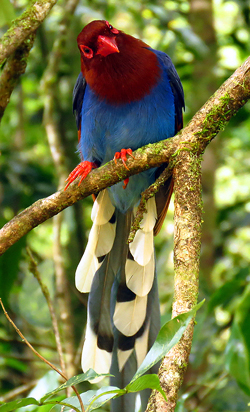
[65,19,184,411]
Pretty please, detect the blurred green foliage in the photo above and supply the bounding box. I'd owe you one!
[0,0,250,410]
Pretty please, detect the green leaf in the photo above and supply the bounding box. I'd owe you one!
[0,398,39,412]
[131,300,204,383]
[86,386,124,411]
[58,390,97,411]
[54,386,122,412]
[126,374,167,401]
[42,399,81,412]
[40,369,111,402]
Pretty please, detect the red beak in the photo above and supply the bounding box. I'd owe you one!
[96,35,119,57]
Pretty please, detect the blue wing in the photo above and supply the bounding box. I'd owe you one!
[147,50,185,234]
[73,72,86,131]
[152,49,185,132]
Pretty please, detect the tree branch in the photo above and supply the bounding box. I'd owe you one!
[0,0,58,65]
[0,55,249,256]
[0,33,36,120]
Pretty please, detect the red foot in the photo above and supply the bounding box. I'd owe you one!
[114,148,134,170]
[114,148,134,189]
[64,161,97,190]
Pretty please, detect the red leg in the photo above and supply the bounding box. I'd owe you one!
[64,161,97,190]
[123,178,129,189]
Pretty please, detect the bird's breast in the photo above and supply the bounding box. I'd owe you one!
[80,73,175,160]
[85,47,161,105]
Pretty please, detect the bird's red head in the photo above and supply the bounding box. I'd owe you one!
[77,20,161,104]
[77,20,120,61]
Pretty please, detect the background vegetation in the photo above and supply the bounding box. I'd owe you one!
[0,0,250,410]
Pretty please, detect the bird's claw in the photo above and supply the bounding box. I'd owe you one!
[114,148,134,170]
[64,161,97,190]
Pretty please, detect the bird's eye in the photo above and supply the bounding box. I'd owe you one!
[80,45,93,59]
[105,20,119,34]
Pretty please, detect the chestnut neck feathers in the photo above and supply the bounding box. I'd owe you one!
[78,20,161,105]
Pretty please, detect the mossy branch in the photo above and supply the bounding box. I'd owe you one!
[0,0,59,119]
[0,0,58,65]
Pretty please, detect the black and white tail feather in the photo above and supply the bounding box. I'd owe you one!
[75,188,162,409]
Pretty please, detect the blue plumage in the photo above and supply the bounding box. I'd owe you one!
[73,49,183,211]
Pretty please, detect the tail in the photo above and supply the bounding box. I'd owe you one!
[76,189,161,410]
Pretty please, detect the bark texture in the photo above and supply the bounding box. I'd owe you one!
[146,151,202,411]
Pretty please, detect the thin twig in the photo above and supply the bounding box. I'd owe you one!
[0,298,66,378]
[0,299,85,412]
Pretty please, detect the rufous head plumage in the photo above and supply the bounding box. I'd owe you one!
[77,20,161,104]
[77,20,119,61]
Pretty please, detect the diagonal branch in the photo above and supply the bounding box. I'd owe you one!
[0,55,249,258]
[0,0,58,65]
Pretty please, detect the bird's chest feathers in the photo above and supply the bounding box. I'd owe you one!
[80,50,175,163]
[80,75,175,164]
[84,47,160,105]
